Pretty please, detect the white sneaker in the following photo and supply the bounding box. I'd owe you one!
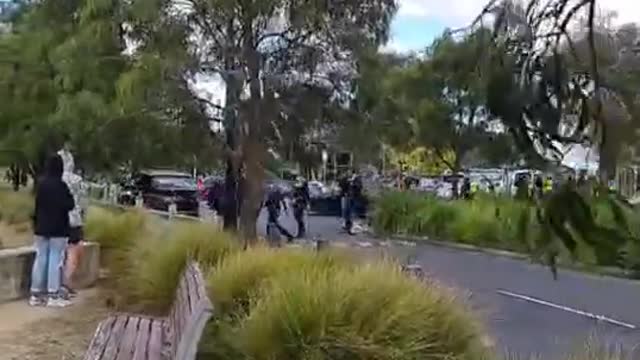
[46,297,73,308]
[28,295,46,307]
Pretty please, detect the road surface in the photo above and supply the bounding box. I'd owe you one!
[258,212,640,358]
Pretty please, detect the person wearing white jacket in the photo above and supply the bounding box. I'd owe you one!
[58,145,87,297]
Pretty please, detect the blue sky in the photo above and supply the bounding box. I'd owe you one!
[388,15,448,52]
[387,0,639,53]
[385,0,486,52]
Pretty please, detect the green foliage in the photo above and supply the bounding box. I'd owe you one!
[89,206,491,360]
[349,31,517,171]
[236,263,488,360]
[116,221,238,313]
[0,189,33,225]
[208,247,332,316]
[84,207,148,251]
[86,207,239,313]
[374,191,640,273]
[0,0,222,176]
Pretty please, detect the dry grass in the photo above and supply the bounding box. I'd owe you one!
[0,221,32,249]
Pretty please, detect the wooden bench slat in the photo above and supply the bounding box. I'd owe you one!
[131,318,151,360]
[147,319,164,360]
[84,316,117,360]
[101,316,129,360]
[174,276,189,354]
[114,317,141,360]
[185,266,200,313]
[86,261,213,360]
[193,264,213,312]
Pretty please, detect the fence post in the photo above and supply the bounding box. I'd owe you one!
[168,202,177,219]
[315,238,327,252]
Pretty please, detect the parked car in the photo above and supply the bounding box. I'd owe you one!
[118,170,199,216]
[200,175,224,200]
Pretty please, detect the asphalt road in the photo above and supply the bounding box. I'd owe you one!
[258,212,640,358]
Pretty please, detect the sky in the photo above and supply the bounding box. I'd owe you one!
[386,0,640,53]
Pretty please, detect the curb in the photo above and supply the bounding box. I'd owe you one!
[367,232,529,260]
[370,232,638,281]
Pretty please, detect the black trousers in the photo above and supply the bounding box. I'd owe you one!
[294,208,305,238]
[266,213,293,240]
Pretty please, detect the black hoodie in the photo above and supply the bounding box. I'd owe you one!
[33,154,75,237]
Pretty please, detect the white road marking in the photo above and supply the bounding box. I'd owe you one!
[497,289,637,330]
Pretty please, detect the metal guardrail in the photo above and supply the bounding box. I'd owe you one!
[86,181,219,225]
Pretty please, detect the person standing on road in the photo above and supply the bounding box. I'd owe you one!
[29,154,75,307]
[339,173,352,233]
[59,148,87,298]
[342,171,361,235]
[292,179,310,239]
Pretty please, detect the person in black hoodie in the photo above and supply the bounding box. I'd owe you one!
[29,154,75,308]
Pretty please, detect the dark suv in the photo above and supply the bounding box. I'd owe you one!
[118,170,199,216]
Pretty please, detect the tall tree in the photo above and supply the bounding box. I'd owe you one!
[476,0,638,275]
[0,0,220,180]
[125,0,397,240]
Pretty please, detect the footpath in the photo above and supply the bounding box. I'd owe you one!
[0,288,107,360]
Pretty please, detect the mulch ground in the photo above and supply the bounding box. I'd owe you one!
[0,288,109,360]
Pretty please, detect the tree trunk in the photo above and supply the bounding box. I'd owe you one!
[239,139,265,243]
[238,38,266,244]
[221,69,243,231]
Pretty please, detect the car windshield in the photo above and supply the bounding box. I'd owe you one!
[152,176,197,190]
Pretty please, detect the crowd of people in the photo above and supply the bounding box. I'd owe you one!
[28,137,87,308]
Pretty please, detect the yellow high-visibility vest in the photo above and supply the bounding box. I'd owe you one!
[543,179,553,193]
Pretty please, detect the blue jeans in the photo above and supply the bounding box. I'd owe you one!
[30,236,67,295]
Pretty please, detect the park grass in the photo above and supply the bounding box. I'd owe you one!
[0,189,33,249]
[0,189,33,225]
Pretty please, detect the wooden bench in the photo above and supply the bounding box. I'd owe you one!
[84,261,213,360]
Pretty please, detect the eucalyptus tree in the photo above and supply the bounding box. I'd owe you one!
[124,0,397,239]
[474,0,639,275]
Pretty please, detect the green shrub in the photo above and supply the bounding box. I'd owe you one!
[208,246,349,317]
[84,207,148,250]
[221,262,489,360]
[373,191,640,270]
[108,220,239,313]
[0,190,33,225]
[372,191,425,235]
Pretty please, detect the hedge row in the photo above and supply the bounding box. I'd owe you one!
[372,191,640,270]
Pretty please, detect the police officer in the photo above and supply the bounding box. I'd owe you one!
[461,177,471,200]
[264,186,294,243]
[533,175,543,199]
[292,179,310,239]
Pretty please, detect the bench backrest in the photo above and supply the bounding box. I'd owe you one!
[167,261,214,360]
